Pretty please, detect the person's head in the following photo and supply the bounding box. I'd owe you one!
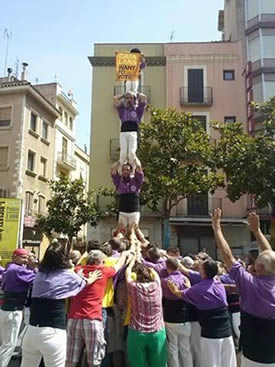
[108,238,122,252]
[167,246,180,258]
[217,261,227,275]
[199,258,218,279]
[148,246,161,263]
[166,258,179,274]
[134,263,153,283]
[130,48,141,54]
[181,256,194,269]
[247,248,259,265]
[87,240,101,253]
[69,250,81,266]
[254,250,275,276]
[86,250,105,266]
[197,251,209,261]
[122,163,132,179]
[12,248,29,266]
[100,242,113,257]
[39,242,70,272]
[124,92,136,108]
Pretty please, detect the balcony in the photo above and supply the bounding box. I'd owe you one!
[110,138,120,161]
[114,85,151,103]
[176,195,223,217]
[57,152,76,170]
[180,87,213,106]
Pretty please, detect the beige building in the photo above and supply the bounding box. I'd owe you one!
[0,67,60,258]
[88,43,166,243]
[89,42,252,256]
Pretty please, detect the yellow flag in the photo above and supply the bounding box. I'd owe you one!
[0,198,22,265]
[116,52,141,81]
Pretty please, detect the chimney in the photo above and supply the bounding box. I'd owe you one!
[21,62,28,81]
[7,68,13,81]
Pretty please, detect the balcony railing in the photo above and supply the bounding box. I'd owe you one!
[176,196,223,217]
[110,138,120,161]
[180,87,213,106]
[57,152,76,170]
[114,85,151,103]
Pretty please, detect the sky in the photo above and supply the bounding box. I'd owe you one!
[0,0,224,152]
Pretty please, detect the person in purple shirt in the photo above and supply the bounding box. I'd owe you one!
[212,209,275,367]
[0,248,35,367]
[168,258,236,367]
[125,48,146,93]
[21,241,100,367]
[111,162,144,229]
[113,91,146,168]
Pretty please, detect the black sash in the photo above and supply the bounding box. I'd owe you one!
[240,310,275,363]
[198,307,232,339]
[30,298,66,330]
[119,193,140,213]
[162,297,190,323]
[121,120,138,132]
[1,291,28,311]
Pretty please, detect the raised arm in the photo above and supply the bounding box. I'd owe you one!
[211,208,235,271]
[137,93,147,105]
[248,212,272,252]
[110,161,120,176]
[113,94,124,108]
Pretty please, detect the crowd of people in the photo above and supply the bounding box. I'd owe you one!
[0,210,274,367]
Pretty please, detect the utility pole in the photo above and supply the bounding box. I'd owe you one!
[169,31,175,42]
[3,29,12,76]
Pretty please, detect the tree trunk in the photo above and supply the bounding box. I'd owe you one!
[161,217,171,249]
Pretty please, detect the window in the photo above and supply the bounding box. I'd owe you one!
[188,69,204,102]
[30,112,37,131]
[265,81,275,100]
[224,116,236,123]
[38,196,45,214]
[64,112,68,126]
[40,157,47,177]
[0,107,11,127]
[246,0,258,20]
[69,117,73,130]
[0,147,8,169]
[62,138,68,160]
[59,106,63,120]
[27,151,36,172]
[42,121,49,140]
[25,192,33,216]
[191,115,207,131]
[223,70,235,81]
[0,188,7,198]
[248,37,261,62]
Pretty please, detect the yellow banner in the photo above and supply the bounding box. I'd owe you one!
[0,198,21,266]
[116,52,141,81]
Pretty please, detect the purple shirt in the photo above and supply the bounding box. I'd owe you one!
[2,263,35,293]
[32,269,86,299]
[229,262,275,319]
[161,270,189,300]
[112,171,144,195]
[142,258,166,274]
[220,273,235,285]
[118,103,145,124]
[189,270,202,285]
[180,278,228,310]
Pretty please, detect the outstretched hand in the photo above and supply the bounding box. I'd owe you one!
[211,208,222,232]
[248,212,260,233]
[167,280,181,298]
[87,269,102,285]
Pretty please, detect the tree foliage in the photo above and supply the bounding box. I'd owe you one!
[138,108,224,217]
[36,176,101,244]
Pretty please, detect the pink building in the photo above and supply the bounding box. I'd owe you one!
[165,41,250,257]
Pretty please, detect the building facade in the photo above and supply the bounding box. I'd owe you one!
[0,70,60,258]
[88,42,251,256]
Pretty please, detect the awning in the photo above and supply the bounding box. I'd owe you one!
[169,217,248,227]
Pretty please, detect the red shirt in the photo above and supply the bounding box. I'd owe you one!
[68,265,116,320]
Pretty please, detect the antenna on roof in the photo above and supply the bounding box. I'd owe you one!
[14,58,19,79]
[3,29,12,76]
[169,31,175,42]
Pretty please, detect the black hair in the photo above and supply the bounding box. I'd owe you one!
[87,240,101,253]
[134,263,153,283]
[122,163,133,171]
[203,258,218,279]
[130,48,141,53]
[148,246,161,262]
[100,242,112,257]
[167,246,180,255]
[108,238,121,251]
[39,242,70,272]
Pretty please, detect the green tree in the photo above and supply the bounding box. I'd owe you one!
[36,176,101,251]
[138,108,224,247]
[213,96,275,247]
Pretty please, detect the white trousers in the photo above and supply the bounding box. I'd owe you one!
[125,80,139,94]
[241,355,275,367]
[21,325,67,367]
[190,321,204,367]
[165,322,193,367]
[0,309,23,367]
[118,212,140,228]
[232,312,240,339]
[200,336,236,367]
[120,131,139,167]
